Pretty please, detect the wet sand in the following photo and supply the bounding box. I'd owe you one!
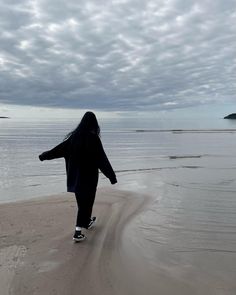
[1,184,236,295]
[0,188,153,295]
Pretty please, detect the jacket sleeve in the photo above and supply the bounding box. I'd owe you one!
[39,139,69,161]
[95,136,117,184]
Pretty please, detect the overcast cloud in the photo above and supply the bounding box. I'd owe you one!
[0,0,235,111]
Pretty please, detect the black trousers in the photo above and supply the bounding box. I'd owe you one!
[75,189,96,228]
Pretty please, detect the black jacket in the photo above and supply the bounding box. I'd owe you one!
[39,132,117,193]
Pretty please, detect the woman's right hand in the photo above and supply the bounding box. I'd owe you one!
[110,177,117,185]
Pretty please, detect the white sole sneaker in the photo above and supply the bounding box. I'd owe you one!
[87,217,97,229]
[73,236,86,242]
[73,231,86,242]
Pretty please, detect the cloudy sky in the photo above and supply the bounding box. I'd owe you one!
[0,0,235,116]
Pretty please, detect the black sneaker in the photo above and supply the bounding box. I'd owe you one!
[73,230,86,242]
[87,217,97,229]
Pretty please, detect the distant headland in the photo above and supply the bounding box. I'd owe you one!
[224,113,236,119]
[0,116,10,119]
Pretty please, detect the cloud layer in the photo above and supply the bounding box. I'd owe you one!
[0,0,235,111]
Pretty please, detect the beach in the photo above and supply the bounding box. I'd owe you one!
[0,187,152,295]
[1,184,236,295]
[1,118,236,294]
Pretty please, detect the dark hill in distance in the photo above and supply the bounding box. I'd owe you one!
[224,113,236,119]
[0,116,10,119]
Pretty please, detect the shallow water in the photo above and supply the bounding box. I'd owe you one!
[0,117,236,202]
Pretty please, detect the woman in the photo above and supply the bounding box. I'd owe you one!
[39,112,117,242]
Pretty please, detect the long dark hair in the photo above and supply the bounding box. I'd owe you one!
[64,111,100,140]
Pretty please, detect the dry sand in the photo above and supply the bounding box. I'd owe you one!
[0,187,158,295]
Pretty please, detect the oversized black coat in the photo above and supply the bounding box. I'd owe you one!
[39,132,117,194]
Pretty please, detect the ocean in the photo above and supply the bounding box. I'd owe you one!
[1,116,236,203]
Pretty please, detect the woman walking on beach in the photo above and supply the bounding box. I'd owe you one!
[39,112,117,242]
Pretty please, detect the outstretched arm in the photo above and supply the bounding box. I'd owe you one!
[39,139,69,161]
